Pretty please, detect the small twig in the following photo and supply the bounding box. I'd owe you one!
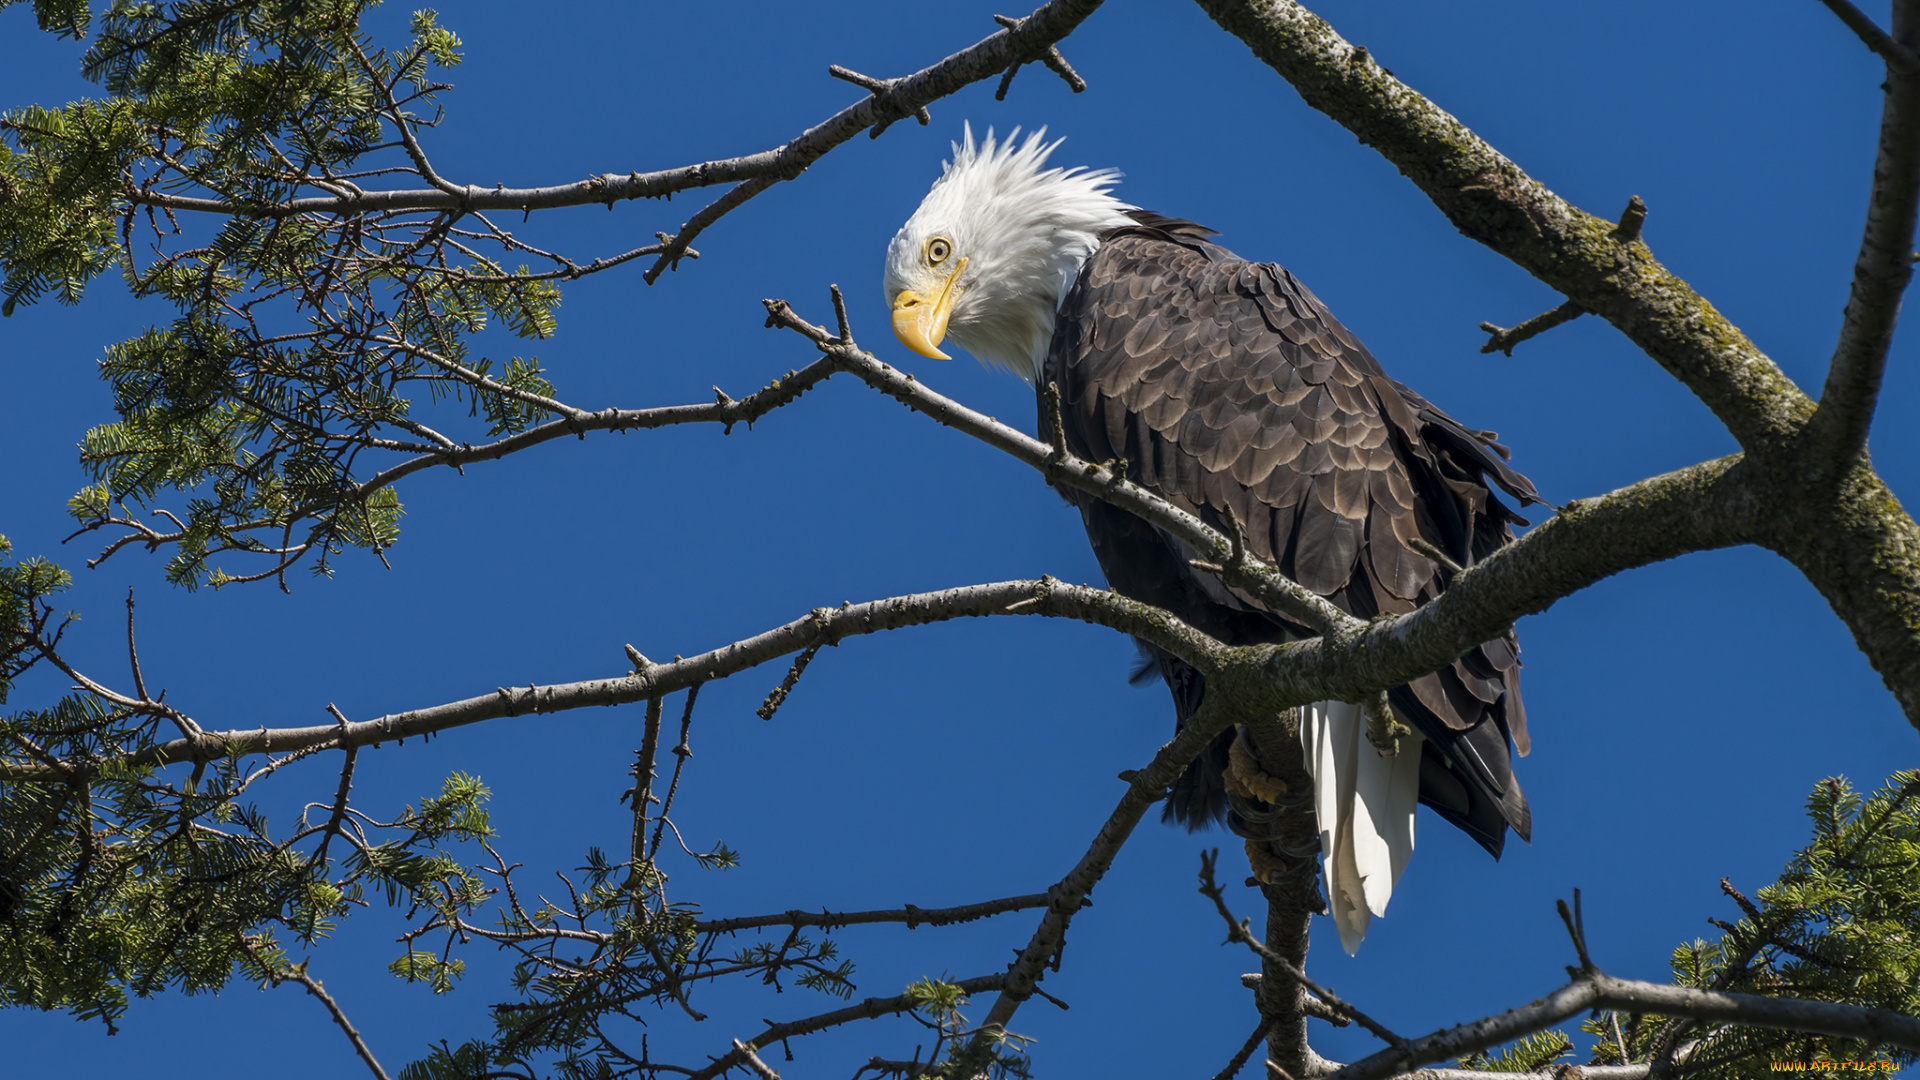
[124,588,148,702]
[1240,974,1349,1026]
[992,13,1089,99]
[830,284,855,346]
[1405,536,1464,576]
[1043,380,1068,459]
[1557,889,1597,974]
[1612,194,1649,242]
[1197,850,1409,1049]
[733,1040,783,1080]
[1479,300,1585,356]
[757,644,821,721]
[309,704,359,871]
[684,975,1010,1080]
[649,684,702,861]
[628,696,665,910]
[1211,1014,1281,1080]
[1361,690,1407,757]
[625,644,653,672]
[246,945,393,1080]
[1816,0,1920,71]
[1220,503,1248,567]
[829,64,932,138]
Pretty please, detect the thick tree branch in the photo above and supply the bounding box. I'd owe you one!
[1192,0,1815,450]
[12,400,1765,784]
[1807,0,1920,474]
[1757,463,1920,723]
[1190,0,1920,727]
[1223,457,1750,715]
[1817,0,1920,71]
[1326,973,1920,1080]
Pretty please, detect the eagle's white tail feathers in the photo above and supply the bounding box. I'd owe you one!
[1302,701,1423,955]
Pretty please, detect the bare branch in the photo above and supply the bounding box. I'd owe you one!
[1478,300,1584,356]
[755,644,820,721]
[686,975,1010,1080]
[649,684,702,861]
[1556,891,1595,974]
[694,893,1053,935]
[983,695,1245,1030]
[763,299,1354,635]
[122,0,1108,287]
[1807,0,1920,474]
[992,12,1091,100]
[733,1040,783,1080]
[12,444,1762,784]
[1198,851,1408,1050]
[248,948,393,1080]
[1191,0,1920,726]
[1816,0,1920,71]
[1212,1014,1280,1080]
[2,579,1216,780]
[1323,973,1920,1080]
[1193,0,1814,449]
[626,695,665,910]
[77,355,844,575]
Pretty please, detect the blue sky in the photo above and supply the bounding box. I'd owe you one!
[2,1,1916,1076]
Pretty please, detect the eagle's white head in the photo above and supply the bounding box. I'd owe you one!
[884,126,1136,382]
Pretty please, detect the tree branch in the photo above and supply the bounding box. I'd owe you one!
[1478,300,1584,356]
[763,299,1355,635]
[1191,0,1815,450]
[1816,0,1920,71]
[983,695,1243,1030]
[250,951,393,1080]
[1806,0,1920,474]
[693,893,1053,935]
[686,974,1010,1080]
[1407,1071,1649,1080]
[122,0,1108,286]
[1325,973,1920,1080]
[1,579,1217,779]
[1226,457,1750,715]
[80,355,842,574]
[1189,0,1920,727]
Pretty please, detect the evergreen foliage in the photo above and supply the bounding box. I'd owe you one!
[0,1,562,589]
[0,537,496,1029]
[1466,773,1920,1076]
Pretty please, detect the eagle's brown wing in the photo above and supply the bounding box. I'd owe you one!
[1042,213,1538,855]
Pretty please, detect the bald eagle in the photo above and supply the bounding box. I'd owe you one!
[884,129,1539,951]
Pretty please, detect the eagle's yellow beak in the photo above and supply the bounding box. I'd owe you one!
[891,256,968,360]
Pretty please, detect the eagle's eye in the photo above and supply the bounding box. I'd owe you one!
[925,237,953,266]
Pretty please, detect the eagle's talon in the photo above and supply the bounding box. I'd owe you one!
[1224,725,1291,804]
[1244,839,1313,886]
